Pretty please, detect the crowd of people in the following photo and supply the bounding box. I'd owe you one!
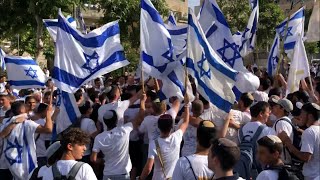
[0,66,319,180]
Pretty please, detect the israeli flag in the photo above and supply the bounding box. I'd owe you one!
[43,16,77,42]
[233,0,259,57]
[276,7,305,57]
[4,56,46,89]
[267,34,280,76]
[187,9,239,113]
[53,11,129,93]
[166,25,188,59]
[0,48,6,71]
[198,0,259,98]
[168,11,177,26]
[76,7,87,34]
[54,89,81,134]
[141,0,177,79]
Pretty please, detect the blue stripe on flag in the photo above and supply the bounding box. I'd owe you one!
[188,14,237,81]
[167,28,188,35]
[62,91,78,124]
[186,58,233,112]
[167,71,185,94]
[205,23,218,38]
[8,80,45,86]
[284,42,296,50]
[4,58,37,65]
[44,21,58,27]
[276,8,304,29]
[53,51,126,88]
[23,124,36,174]
[232,86,242,101]
[141,0,165,26]
[142,51,168,73]
[268,37,279,75]
[57,15,120,48]
[211,3,230,28]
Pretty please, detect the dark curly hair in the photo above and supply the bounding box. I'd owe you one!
[60,128,90,152]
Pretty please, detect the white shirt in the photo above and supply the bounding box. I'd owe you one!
[239,121,276,142]
[256,170,279,180]
[301,125,320,180]
[200,106,226,129]
[252,91,269,102]
[273,117,294,164]
[98,100,130,130]
[148,129,183,180]
[226,110,251,144]
[124,107,140,141]
[0,82,6,93]
[34,118,51,158]
[139,108,177,144]
[179,120,197,156]
[80,118,97,156]
[172,154,214,180]
[92,123,133,176]
[42,160,97,180]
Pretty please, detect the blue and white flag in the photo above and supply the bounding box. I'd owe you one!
[276,7,305,58]
[53,11,129,93]
[54,89,81,133]
[141,0,177,78]
[187,9,239,113]
[233,0,259,57]
[166,25,188,59]
[168,11,177,26]
[4,56,46,89]
[198,0,259,97]
[43,16,77,42]
[0,48,6,71]
[267,34,280,76]
[76,6,87,34]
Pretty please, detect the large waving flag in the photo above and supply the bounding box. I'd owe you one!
[0,48,6,71]
[198,0,259,97]
[267,34,280,76]
[43,16,76,42]
[4,56,46,89]
[167,11,177,26]
[286,36,310,94]
[140,0,177,78]
[54,89,81,134]
[305,0,320,42]
[166,25,188,59]
[233,0,259,57]
[53,11,129,93]
[187,9,239,113]
[276,7,305,58]
[76,6,87,34]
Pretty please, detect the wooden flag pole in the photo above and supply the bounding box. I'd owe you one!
[141,62,145,93]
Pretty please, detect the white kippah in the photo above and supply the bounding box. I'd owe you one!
[266,135,282,143]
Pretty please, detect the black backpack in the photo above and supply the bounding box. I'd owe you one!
[266,165,300,180]
[52,162,85,180]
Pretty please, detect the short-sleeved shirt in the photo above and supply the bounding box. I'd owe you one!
[226,110,251,144]
[256,170,279,180]
[34,118,51,157]
[301,125,320,179]
[148,129,183,180]
[239,121,276,142]
[42,160,97,180]
[80,118,97,156]
[172,154,214,180]
[92,123,133,176]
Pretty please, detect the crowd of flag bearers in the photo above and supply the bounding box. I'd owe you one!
[0,0,319,179]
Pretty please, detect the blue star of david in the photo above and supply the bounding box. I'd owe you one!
[197,53,211,78]
[217,39,241,67]
[55,89,62,107]
[242,28,250,38]
[82,51,99,73]
[161,38,175,62]
[280,26,293,40]
[272,56,278,67]
[24,67,38,79]
[4,137,23,165]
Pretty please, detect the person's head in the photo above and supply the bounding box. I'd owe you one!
[118,76,125,85]
[208,138,240,172]
[192,100,204,117]
[25,96,37,111]
[107,85,121,102]
[152,101,167,115]
[127,75,134,86]
[199,95,210,107]
[60,128,90,160]
[11,101,26,116]
[0,74,6,83]
[257,135,283,166]
[103,110,118,130]
[46,79,54,89]
[268,87,282,98]
[158,114,173,134]
[197,120,217,149]
[35,103,48,118]
[238,93,254,111]
[270,98,293,118]
[300,103,320,127]
[46,141,63,165]
[259,78,271,91]
[74,89,83,103]
[0,94,11,108]
[43,91,52,104]
[94,78,101,88]
[250,101,271,124]
[79,101,93,115]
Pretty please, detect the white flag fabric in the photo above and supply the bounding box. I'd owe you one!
[4,56,46,89]
[43,16,76,42]
[233,0,259,57]
[267,34,280,76]
[0,117,39,180]
[286,37,310,94]
[167,11,177,26]
[53,11,129,93]
[276,7,305,58]
[198,0,259,98]
[187,9,239,113]
[305,0,320,42]
[166,24,188,60]
[0,48,6,71]
[54,89,81,134]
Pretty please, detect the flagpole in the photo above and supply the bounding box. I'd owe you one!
[141,62,145,93]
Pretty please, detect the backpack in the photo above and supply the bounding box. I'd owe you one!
[266,165,300,180]
[234,125,265,180]
[52,162,85,180]
[274,118,303,169]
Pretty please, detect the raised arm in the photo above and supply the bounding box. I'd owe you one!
[178,93,190,134]
[0,116,25,138]
[132,93,147,129]
[35,104,53,134]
